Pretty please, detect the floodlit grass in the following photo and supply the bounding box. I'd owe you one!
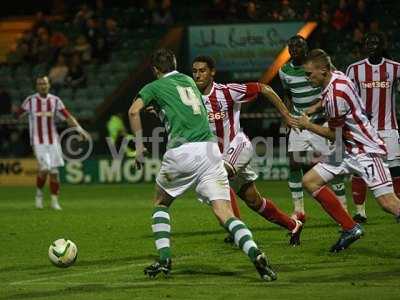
[1,181,399,299]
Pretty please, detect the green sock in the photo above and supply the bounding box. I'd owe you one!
[288,168,304,212]
[225,217,259,262]
[152,206,171,262]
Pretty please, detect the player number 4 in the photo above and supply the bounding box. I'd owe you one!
[176,86,201,115]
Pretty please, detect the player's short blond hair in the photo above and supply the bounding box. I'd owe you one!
[306,49,333,70]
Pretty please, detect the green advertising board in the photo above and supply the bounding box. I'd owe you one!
[60,158,289,184]
[188,22,304,73]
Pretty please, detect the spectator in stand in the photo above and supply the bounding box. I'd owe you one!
[331,0,351,31]
[48,54,69,91]
[50,31,69,58]
[74,3,94,31]
[351,0,371,29]
[31,11,51,34]
[105,17,119,50]
[244,1,259,21]
[74,35,92,63]
[280,0,296,20]
[33,27,54,64]
[65,52,87,89]
[151,0,174,26]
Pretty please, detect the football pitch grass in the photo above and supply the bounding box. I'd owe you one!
[1,181,399,300]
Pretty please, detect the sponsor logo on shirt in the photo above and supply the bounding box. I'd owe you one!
[361,81,391,89]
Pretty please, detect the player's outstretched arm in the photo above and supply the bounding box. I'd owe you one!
[259,83,297,128]
[296,113,336,141]
[66,114,90,140]
[128,98,146,168]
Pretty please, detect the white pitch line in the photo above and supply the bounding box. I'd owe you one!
[7,256,194,286]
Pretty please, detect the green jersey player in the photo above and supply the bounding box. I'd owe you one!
[279,35,348,221]
[128,48,277,281]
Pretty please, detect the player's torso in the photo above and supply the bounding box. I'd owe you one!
[201,83,241,153]
[152,73,213,147]
[27,94,61,145]
[280,63,323,120]
[323,73,386,155]
[349,58,398,130]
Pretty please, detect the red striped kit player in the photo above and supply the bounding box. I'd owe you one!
[298,49,400,252]
[14,76,90,210]
[192,56,303,246]
[346,32,400,223]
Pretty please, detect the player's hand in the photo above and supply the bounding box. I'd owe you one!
[76,127,91,141]
[297,113,311,130]
[284,114,299,129]
[134,146,148,169]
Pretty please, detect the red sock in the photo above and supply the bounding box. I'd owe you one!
[352,176,367,205]
[313,186,356,231]
[36,175,46,189]
[393,177,400,198]
[258,198,296,231]
[50,180,60,196]
[230,188,241,219]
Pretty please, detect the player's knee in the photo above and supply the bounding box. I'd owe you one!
[212,200,233,223]
[238,182,261,209]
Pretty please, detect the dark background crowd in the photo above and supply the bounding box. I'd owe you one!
[0,0,399,157]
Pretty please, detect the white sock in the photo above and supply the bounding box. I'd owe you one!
[36,188,43,199]
[293,198,304,213]
[355,204,366,217]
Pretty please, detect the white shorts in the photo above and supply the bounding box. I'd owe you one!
[314,152,394,198]
[223,132,258,192]
[288,125,333,155]
[378,129,400,167]
[34,144,64,172]
[156,141,230,204]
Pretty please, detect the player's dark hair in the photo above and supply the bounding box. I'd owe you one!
[305,49,333,70]
[288,35,307,45]
[151,48,177,73]
[192,55,216,70]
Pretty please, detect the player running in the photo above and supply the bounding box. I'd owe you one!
[279,35,348,221]
[14,76,90,210]
[128,48,277,281]
[192,55,303,246]
[346,32,400,223]
[297,49,400,252]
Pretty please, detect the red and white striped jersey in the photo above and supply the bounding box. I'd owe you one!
[201,82,261,153]
[346,58,400,130]
[322,71,387,155]
[17,93,70,146]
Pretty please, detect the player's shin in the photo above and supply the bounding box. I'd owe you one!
[257,198,297,231]
[229,188,241,219]
[331,175,348,212]
[351,176,367,217]
[224,217,259,261]
[288,168,304,213]
[313,185,356,231]
[152,207,172,263]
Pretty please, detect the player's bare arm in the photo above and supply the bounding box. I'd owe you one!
[66,115,90,140]
[128,97,146,168]
[297,113,335,141]
[259,83,298,128]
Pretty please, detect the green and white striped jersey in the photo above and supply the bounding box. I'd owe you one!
[279,62,324,121]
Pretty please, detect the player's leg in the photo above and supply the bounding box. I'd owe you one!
[237,181,302,246]
[197,142,276,281]
[49,169,62,210]
[35,170,48,209]
[211,199,276,281]
[34,145,51,209]
[331,175,348,212]
[49,144,65,210]
[390,166,400,199]
[288,151,305,221]
[351,175,368,222]
[303,164,362,252]
[144,184,176,278]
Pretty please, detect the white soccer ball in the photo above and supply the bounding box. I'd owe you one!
[48,238,78,268]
